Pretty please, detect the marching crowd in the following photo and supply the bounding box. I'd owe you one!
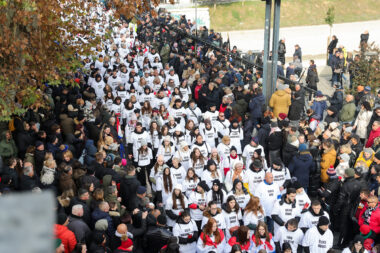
[1,3,380,253]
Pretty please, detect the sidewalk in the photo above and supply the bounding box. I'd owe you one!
[221,20,380,57]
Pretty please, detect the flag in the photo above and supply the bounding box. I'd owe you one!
[115,113,126,159]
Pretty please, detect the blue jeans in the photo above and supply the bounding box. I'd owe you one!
[266,216,274,234]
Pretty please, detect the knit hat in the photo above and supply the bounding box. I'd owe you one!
[137,186,146,194]
[354,167,364,177]
[345,168,355,178]
[157,215,167,225]
[279,113,287,120]
[251,159,263,169]
[299,143,308,152]
[35,141,44,148]
[207,159,217,168]
[164,136,171,142]
[95,219,108,231]
[212,179,221,188]
[345,126,353,133]
[180,141,188,149]
[174,184,182,192]
[254,149,262,156]
[197,180,210,192]
[57,213,68,225]
[375,151,380,160]
[365,86,371,91]
[317,216,330,226]
[230,146,237,152]
[272,158,282,166]
[251,136,259,144]
[353,235,365,245]
[140,139,147,146]
[326,166,336,177]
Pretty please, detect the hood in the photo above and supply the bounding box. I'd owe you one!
[275,90,287,97]
[92,208,109,221]
[255,94,265,103]
[298,152,312,161]
[315,96,327,102]
[85,140,97,156]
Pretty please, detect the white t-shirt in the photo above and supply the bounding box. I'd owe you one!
[302,226,333,253]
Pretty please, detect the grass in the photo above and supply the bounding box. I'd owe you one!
[203,0,380,31]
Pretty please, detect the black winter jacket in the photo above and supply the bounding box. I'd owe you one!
[144,225,173,253]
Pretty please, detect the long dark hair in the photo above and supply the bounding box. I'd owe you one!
[163,167,173,193]
[225,195,240,214]
[254,221,271,246]
[236,226,250,246]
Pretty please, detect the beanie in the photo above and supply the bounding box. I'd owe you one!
[137,186,146,194]
[230,146,237,152]
[317,216,330,226]
[326,166,336,177]
[57,213,67,225]
[95,219,108,231]
[272,158,282,166]
[353,235,365,245]
[298,143,308,152]
[197,180,210,192]
[345,168,355,178]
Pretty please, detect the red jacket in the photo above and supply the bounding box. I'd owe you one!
[55,224,77,253]
[228,236,251,251]
[358,205,380,234]
[366,127,380,148]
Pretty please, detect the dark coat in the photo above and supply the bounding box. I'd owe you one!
[288,152,315,188]
[16,130,35,157]
[67,215,91,244]
[288,96,304,121]
[257,123,271,150]
[306,67,319,90]
[282,143,299,167]
[330,90,344,111]
[144,225,173,253]
[70,197,91,226]
[19,174,39,191]
[91,208,115,237]
[328,38,338,54]
[249,94,265,119]
[120,175,141,212]
[1,166,19,190]
[34,149,46,175]
[266,131,283,151]
[201,86,220,109]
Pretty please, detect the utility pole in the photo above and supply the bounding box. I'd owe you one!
[262,0,282,103]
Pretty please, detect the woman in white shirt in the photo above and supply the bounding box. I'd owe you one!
[202,159,224,189]
[183,168,200,198]
[189,148,207,178]
[157,136,175,164]
[156,166,176,207]
[196,218,226,253]
[342,235,368,253]
[222,195,242,241]
[174,141,191,170]
[133,139,153,186]
[165,184,188,228]
[243,196,266,231]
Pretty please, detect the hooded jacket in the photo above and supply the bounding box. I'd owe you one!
[269,90,291,118]
[320,147,336,183]
[54,224,77,253]
[0,131,17,159]
[288,151,315,188]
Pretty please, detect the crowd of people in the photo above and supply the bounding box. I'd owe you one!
[1,3,380,253]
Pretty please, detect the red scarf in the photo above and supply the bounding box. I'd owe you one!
[117,238,133,251]
[251,234,274,251]
[201,229,225,248]
[228,236,251,251]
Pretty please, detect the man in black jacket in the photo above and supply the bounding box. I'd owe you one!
[120,165,141,212]
[334,168,364,248]
[144,215,173,252]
